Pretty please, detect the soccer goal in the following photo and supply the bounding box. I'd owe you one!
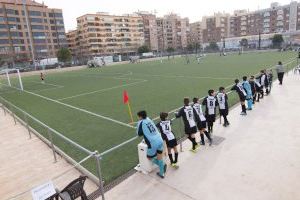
[0,68,24,92]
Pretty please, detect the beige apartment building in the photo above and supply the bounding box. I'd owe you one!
[136,11,158,51]
[201,12,230,43]
[156,13,189,51]
[0,0,66,64]
[229,2,300,38]
[188,21,202,45]
[74,12,144,57]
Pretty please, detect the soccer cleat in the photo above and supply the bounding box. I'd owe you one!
[247,108,253,111]
[189,148,198,153]
[156,172,165,179]
[195,144,200,149]
[223,123,227,127]
[200,142,205,146]
[209,139,213,146]
[171,163,179,169]
[240,112,247,116]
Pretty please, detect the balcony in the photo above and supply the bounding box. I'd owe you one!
[263,23,270,28]
[264,12,270,17]
[277,15,284,21]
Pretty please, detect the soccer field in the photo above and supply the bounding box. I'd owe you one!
[0,51,297,184]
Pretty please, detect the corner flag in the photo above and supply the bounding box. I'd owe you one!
[123,90,134,123]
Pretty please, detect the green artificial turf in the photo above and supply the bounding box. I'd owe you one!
[0,51,297,184]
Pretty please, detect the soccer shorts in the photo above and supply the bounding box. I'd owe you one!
[184,126,197,135]
[147,140,164,158]
[219,109,228,116]
[197,121,207,129]
[166,139,178,148]
[206,114,216,123]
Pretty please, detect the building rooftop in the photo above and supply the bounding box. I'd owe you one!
[0,0,46,7]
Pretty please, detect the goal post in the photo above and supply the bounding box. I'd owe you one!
[0,68,24,91]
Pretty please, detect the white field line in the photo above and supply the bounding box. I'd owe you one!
[0,83,136,129]
[30,81,64,88]
[129,73,236,80]
[57,79,147,101]
[151,57,296,121]
[31,85,64,93]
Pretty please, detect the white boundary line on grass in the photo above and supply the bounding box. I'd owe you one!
[30,81,64,88]
[126,73,236,80]
[0,83,136,129]
[57,79,148,101]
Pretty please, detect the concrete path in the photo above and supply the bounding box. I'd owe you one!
[0,110,99,199]
[105,73,300,200]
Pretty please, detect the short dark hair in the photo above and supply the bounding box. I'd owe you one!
[193,97,199,103]
[184,97,190,106]
[250,75,254,79]
[243,76,247,81]
[137,110,147,119]
[208,89,214,96]
[219,87,225,91]
[160,112,168,121]
[278,61,282,65]
[234,79,239,84]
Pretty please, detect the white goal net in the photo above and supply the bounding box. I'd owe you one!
[0,68,24,93]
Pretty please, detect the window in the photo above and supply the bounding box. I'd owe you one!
[31,25,44,30]
[0,17,6,22]
[7,17,20,22]
[54,13,63,18]
[33,39,46,44]
[6,9,18,15]
[0,32,8,37]
[0,24,8,29]
[29,11,41,16]
[30,18,43,23]
[33,32,45,37]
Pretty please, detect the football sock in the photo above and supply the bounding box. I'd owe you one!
[168,154,173,164]
[174,153,178,163]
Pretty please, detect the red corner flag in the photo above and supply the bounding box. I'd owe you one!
[123,90,134,123]
[123,90,129,104]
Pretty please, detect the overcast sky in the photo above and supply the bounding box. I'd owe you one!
[39,0,293,31]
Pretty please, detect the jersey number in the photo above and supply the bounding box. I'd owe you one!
[165,124,170,131]
[209,101,214,106]
[147,124,156,133]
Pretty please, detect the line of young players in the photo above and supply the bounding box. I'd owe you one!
[136,69,273,179]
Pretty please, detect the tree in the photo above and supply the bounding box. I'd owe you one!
[272,34,284,48]
[166,47,175,53]
[239,38,248,48]
[57,48,71,63]
[205,42,219,51]
[187,44,194,52]
[138,45,150,54]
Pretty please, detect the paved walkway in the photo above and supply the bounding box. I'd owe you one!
[105,73,300,200]
[0,110,99,199]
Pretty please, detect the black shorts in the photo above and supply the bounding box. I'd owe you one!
[185,126,197,135]
[206,114,216,123]
[197,121,207,129]
[166,139,178,148]
[239,96,246,102]
[219,109,228,116]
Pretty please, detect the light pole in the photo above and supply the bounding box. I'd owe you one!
[22,0,36,70]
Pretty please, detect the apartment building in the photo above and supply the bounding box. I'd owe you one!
[0,0,67,63]
[156,13,189,51]
[75,12,144,57]
[188,21,202,45]
[136,11,158,51]
[229,2,300,38]
[201,12,230,43]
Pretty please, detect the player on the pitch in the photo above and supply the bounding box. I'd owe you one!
[192,97,212,146]
[202,90,218,133]
[156,112,179,168]
[176,97,199,153]
[216,87,230,127]
[231,79,247,115]
[137,110,167,178]
[40,72,45,84]
[242,76,253,111]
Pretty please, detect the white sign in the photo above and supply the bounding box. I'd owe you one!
[31,181,56,200]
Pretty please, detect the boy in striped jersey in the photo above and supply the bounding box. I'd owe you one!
[192,97,212,146]
[157,112,179,168]
[231,79,247,115]
[176,97,199,153]
[217,87,230,127]
[202,90,218,133]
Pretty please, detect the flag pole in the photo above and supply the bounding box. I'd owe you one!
[127,101,134,124]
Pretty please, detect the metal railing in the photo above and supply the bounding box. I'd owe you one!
[0,97,106,200]
[0,57,298,200]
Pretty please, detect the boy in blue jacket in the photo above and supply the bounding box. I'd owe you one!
[242,76,253,110]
